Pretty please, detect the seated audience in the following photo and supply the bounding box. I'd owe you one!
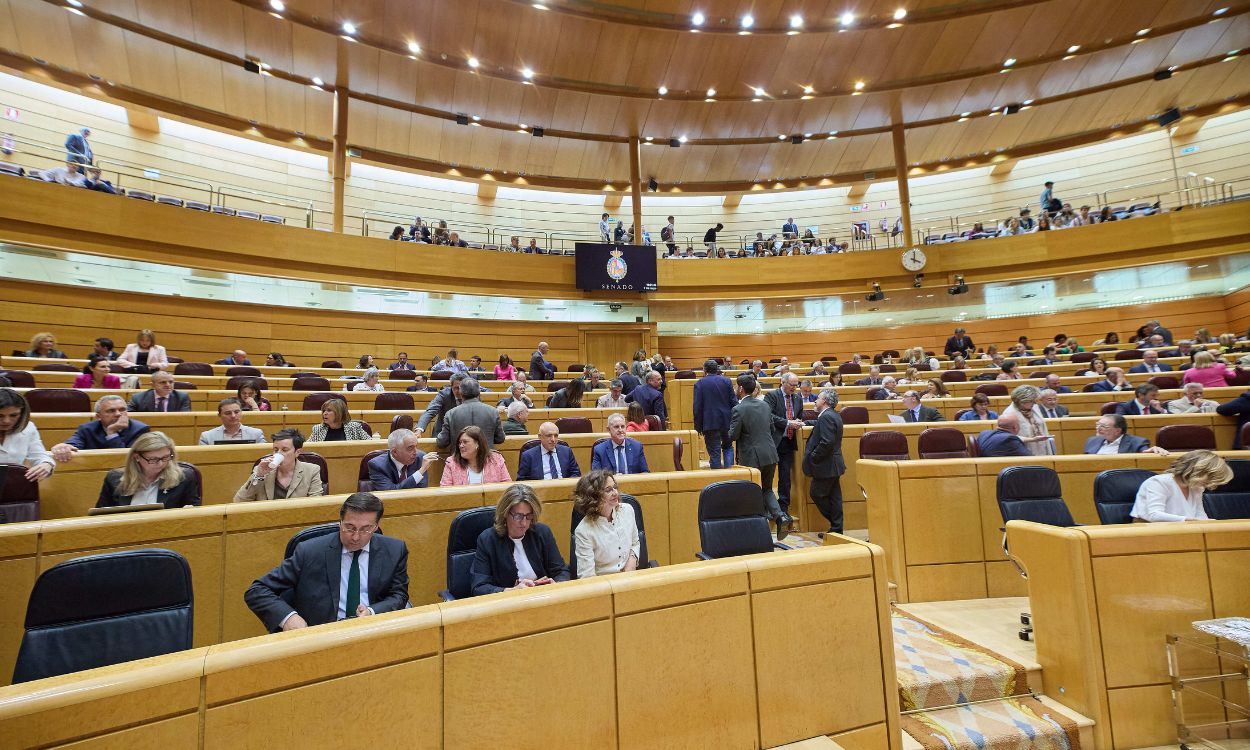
[366,428,434,490]
[1116,383,1165,415]
[1087,366,1130,391]
[309,398,371,441]
[996,361,1022,380]
[514,371,536,393]
[856,366,885,386]
[516,422,581,481]
[976,414,1030,457]
[1083,415,1169,455]
[266,352,292,367]
[572,470,639,578]
[245,493,410,631]
[470,484,570,596]
[91,337,118,361]
[1168,383,1218,414]
[1092,331,1121,346]
[217,350,251,366]
[405,373,434,392]
[597,379,628,408]
[585,368,606,390]
[1128,350,1173,374]
[921,379,949,400]
[1183,350,1239,387]
[43,161,88,186]
[73,357,121,389]
[958,393,999,421]
[127,371,191,412]
[388,352,414,371]
[0,389,55,481]
[493,355,516,381]
[1037,389,1069,419]
[431,348,467,374]
[467,356,484,373]
[84,167,116,193]
[1131,451,1232,523]
[797,379,816,403]
[808,361,829,377]
[352,367,385,392]
[95,431,199,509]
[199,398,266,445]
[625,402,649,432]
[51,395,150,460]
[440,425,511,486]
[358,355,375,369]
[497,381,535,410]
[23,332,67,358]
[546,377,588,409]
[237,379,271,411]
[591,414,649,474]
[116,329,170,372]
[899,391,942,422]
[502,401,530,435]
[388,226,405,241]
[234,429,325,502]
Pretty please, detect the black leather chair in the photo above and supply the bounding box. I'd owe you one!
[555,416,593,434]
[438,506,495,600]
[284,522,340,559]
[696,480,791,560]
[1093,469,1153,524]
[569,494,658,579]
[917,428,970,458]
[226,376,269,391]
[294,376,333,391]
[996,465,1077,640]
[226,366,262,377]
[0,370,35,388]
[375,392,415,410]
[390,414,415,433]
[13,549,193,683]
[356,449,389,492]
[0,463,40,522]
[301,392,345,411]
[173,362,213,376]
[24,388,91,413]
[1202,458,1250,520]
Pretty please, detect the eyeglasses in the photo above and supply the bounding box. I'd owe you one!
[507,511,536,523]
[137,453,173,465]
[341,523,377,536]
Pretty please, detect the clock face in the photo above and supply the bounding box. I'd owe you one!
[901,248,927,271]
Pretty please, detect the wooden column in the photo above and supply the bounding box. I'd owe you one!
[331,40,350,233]
[628,136,643,243]
[891,123,913,249]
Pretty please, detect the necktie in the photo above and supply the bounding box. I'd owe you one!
[616,445,626,474]
[785,394,796,437]
[157,396,166,412]
[401,462,412,482]
[547,451,559,479]
[345,550,361,617]
[912,409,919,421]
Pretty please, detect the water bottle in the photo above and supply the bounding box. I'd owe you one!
[372,432,382,440]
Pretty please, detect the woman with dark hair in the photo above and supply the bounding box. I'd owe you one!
[957,393,998,421]
[358,354,375,369]
[470,483,570,595]
[234,428,323,502]
[266,352,292,367]
[73,357,121,389]
[1081,357,1108,377]
[996,360,1023,380]
[921,378,949,399]
[625,401,649,432]
[546,377,587,409]
[572,470,639,578]
[237,379,271,411]
[308,399,370,442]
[388,226,405,241]
[0,388,55,481]
[440,425,510,486]
[494,354,517,382]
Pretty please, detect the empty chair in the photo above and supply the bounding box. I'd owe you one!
[173,362,213,376]
[1093,469,1154,524]
[226,376,268,391]
[1148,376,1180,390]
[390,414,414,433]
[438,506,496,600]
[555,417,593,434]
[226,366,262,377]
[301,392,345,411]
[12,549,193,683]
[388,369,416,380]
[546,380,569,392]
[31,363,77,372]
[644,415,663,431]
[125,190,155,201]
[356,449,389,492]
[0,464,40,523]
[567,364,585,373]
[429,371,451,381]
[374,392,415,411]
[917,428,970,459]
[1155,425,1216,451]
[293,376,332,391]
[974,383,1009,397]
[185,201,210,212]
[24,389,91,413]
[940,370,967,383]
[997,466,1077,529]
[838,406,869,424]
[673,436,684,471]
[859,431,909,460]
[879,364,898,373]
[173,381,197,390]
[156,196,184,207]
[321,361,343,368]
[1070,352,1096,364]
[1114,350,1145,361]
[1228,369,1250,387]
[675,369,697,379]
[1204,494,1250,519]
[0,162,25,176]
[696,480,791,560]
[0,371,35,388]
[569,494,657,579]
[261,215,284,224]
[838,362,862,375]
[1100,402,1120,415]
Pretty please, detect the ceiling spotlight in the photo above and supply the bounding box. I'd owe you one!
[341,21,356,35]
[1067,44,1080,53]
[1136,28,1151,36]
[268,0,283,10]
[471,115,481,121]
[467,57,480,69]
[778,134,787,140]
[706,87,716,97]
[311,76,323,86]
[854,81,865,91]
[644,136,652,141]
[533,2,547,8]
[521,67,534,79]
[893,8,907,20]
[960,111,971,117]
[840,12,854,26]
[740,14,753,28]
[66,6,84,14]
[1022,99,1033,105]
[1214,6,1229,15]
[678,134,688,143]
[408,41,420,54]
[753,87,766,97]
[789,14,803,29]
[691,11,704,26]
[828,130,838,137]
[1003,57,1016,67]
[658,85,668,96]
[803,85,815,95]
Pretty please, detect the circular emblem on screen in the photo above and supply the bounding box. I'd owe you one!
[606,248,629,281]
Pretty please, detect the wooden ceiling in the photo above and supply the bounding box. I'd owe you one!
[0,0,1247,189]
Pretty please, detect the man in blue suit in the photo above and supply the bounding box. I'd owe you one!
[1115,384,1165,415]
[1127,350,1174,375]
[65,127,93,165]
[626,370,668,427]
[591,414,649,474]
[366,429,434,490]
[693,359,737,468]
[1083,415,1168,455]
[614,361,641,395]
[976,414,1031,457]
[51,395,150,460]
[1086,367,1131,392]
[516,422,582,481]
[528,341,555,381]
[1217,390,1250,448]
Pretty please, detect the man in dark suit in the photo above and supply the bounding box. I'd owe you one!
[802,388,847,533]
[1086,367,1131,392]
[781,217,799,238]
[65,127,93,165]
[388,352,415,371]
[944,327,975,357]
[1127,350,1173,375]
[1217,390,1250,448]
[435,378,505,449]
[899,391,943,422]
[728,373,788,537]
[529,341,555,381]
[367,429,435,490]
[591,414,649,474]
[1037,389,1069,419]
[626,371,668,427]
[1083,415,1168,454]
[1146,319,1173,346]
[1028,345,1062,367]
[405,373,435,393]
[1043,374,1073,394]
[1115,384,1165,416]
[516,422,582,480]
[245,493,409,631]
[855,366,884,386]
[693,359,737,469]
[415,372,466,437]
[50,395,150,460]
[614,361,641,395]
[976,414,1031,457]
[92,337,119,361]
[764,373,807,522]
[215,350,252,366]
[126,371,192,412]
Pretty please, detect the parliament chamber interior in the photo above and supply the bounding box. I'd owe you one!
[3,0,1250,748]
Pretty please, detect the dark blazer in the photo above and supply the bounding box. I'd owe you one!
[729,396,783,468]
[416,387,460,434]
[516,444,581,481]
[764,387,805,447]
[1217,390,1250,448]
[470,524,570,596]
[626,383,668,425]
[1153,326,1174,345]
[802,407,846,479]
[546,389,580,409]
[1037,405,1070,419]
[388,362,415,371]
[1116,400,1164,416]
[618,372,641,395]
[591,438,649,473]
[1053,386,1073,394]
[95,466,200,508]
[502,419,529,436]
[216,357,252,365]
[693,374,736,433]
[66,418,151,450]
[245,533,409,631]
[855,376,884,386]
[977,429,1030,457]
[366,451,430,491]
[436,398,505,449]
[944,335,975,356]
[528,350,555,381]
[901,405,944,423]
[65,133,92,162]
[1128,362,1174,374]
[1083,434,1152,454]
[126,389,192,413]
[1087,379,1125,392]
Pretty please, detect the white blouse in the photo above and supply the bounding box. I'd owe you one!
[1002,404,1052,457]
[0,422,54,469]
[1131,474,1208,523]
[352,382,386,392]
[574,502,641,578]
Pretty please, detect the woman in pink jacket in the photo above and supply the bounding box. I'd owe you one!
[72,357,121,389]
[1182,350,1240,388]
[115,329,170,372]
[440,425,511,486]
[494,354,517,382]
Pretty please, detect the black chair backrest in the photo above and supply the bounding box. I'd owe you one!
[697,480,773,559]
[173,362,213,376]
[996,466,1076,528]
[375,392,415,410]
[294,376,332,391]
[390,414,415,433]
[1093,468,1153,524]
[569,494,651,579]
[0,463,40,522]
[1219,458,1250,492]
[1203,493,1250,520]
[299,452,330,490]
[226,366,262,377]
[32,363,78,372]
[13,549,193,683]
[838,406,869,424]
[284,522,340,559]
[25,388,91,413]
[444,506,496,599]
[302,392,345,411]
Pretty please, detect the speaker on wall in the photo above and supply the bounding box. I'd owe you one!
[1156,107,1181,127]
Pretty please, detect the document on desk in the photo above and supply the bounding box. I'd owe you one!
[887,415,905,424]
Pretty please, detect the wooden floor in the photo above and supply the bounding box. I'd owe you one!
[893,597,1041,691]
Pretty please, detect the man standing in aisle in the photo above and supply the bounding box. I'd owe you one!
[693,359,736,469]
[764,373,805,529]
[729,374,789,539]
[802,388,846,534]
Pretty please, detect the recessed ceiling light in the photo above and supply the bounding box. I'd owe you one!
[893,8,907,20]
[644,136,652,141]
[658,85,667,96]
[1214,7,1229,15]
[1023,99,1034,105]
[691,11,704,26]
[341,21,356,34]
[521,67,534,79]
[1067,44,1080,53]
[467,57,479,68]
[840,12,854,25]
[268,0,282,10]
[311,76,324,86]
[789,14,803,29]
[471,115,480,121]
[803,132,813,138]
[407,41,420,54]
[853,81,865,90]
[753,86,766,96]
[66,6,84,14]
[706,87,716,97]
[778,134,787,140]
[1137,28,1151,36]
[740,14,753,28]
[533,2,547,8]
[828,130,838,137]
[678,134,688,143]
[1003,57,1016,67]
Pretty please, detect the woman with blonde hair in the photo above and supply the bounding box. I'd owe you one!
[470,483,570,595]
[1193,327,1214,344]
[1131,450,1233,522]
[23,332,66,359]
[95,431,200,508]
[1000,384,1052,456]
[1182,350,1238,388]
[116,329,170,372]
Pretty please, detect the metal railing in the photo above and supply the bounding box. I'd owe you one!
[217,186,315,227]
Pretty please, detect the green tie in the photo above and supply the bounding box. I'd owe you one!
[345,549,361,617]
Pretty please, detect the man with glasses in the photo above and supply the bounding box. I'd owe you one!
[1083,415,1170,455]
[591,414,649,474]
[127,371,192,412]
[245,493,410,632]
[50,395,150,460]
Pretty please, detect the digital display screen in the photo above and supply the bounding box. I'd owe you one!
[574,243,658,292]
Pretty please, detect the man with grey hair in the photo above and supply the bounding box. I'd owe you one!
[65,127,92,165]
[416,371,467,437]
[1037,389,1069,419]
[367,428,436,490]
[436,377,504,449]
[873,376,900,400]
[51,395,150,459]
[765,372,806,524]
[1168,382,1218,414]
[502,401,530,435]
[127,370,192,412]
[1043,373,1072,394]
[597,378,628,408]
[802,388,847,533]
[899,390,942,422]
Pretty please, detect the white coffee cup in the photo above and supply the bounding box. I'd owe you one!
[267,452,285,470]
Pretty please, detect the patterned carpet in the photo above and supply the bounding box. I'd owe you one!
[900,697,1081,750]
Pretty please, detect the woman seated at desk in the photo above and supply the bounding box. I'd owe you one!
[441,425,510,486]
[73,357,121,390]
[309,399,371,442]
[96,431,200,509]
[470,484,570,595]
[1132,450,1232,523]
[0,388,55,481]
[234,428,325,502]
[572,470,639,578]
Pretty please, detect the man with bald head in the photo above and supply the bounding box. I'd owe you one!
[1128,349,1173,375]
[528,341,555,381]
[216,349,251,366]
[1087,366,1131,392]
[516,421,581,481]
[975,414,1031,457]
[1043,373,1072,394]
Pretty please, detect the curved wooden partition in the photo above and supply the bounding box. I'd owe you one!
[0,538,902,750]
[1007,519,1250,750]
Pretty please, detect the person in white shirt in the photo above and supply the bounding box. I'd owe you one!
[199,398,266,445]
[597,379,628,408]
[43,161,89,187]
[1168,382,1219,414]
[572,469,640,578]
[0,389,55,481]
[352,367,386,392]
[599,212,612,242]
[1131,450,1232,522]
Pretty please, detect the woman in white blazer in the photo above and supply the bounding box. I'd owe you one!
[234,429,326,502]
[116,329,171,371]
[0,389,56,481]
